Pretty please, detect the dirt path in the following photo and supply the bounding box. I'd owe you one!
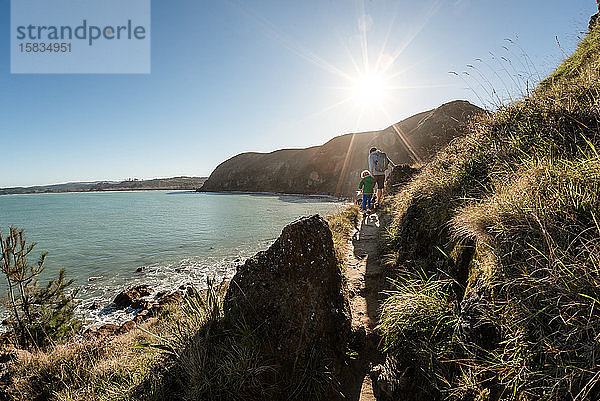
[343,212,389,401]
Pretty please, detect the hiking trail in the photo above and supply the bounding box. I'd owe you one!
[344,212,389,401]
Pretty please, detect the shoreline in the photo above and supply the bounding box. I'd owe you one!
[1,189,348,202]
[197,189,350,202]
[0,176,208,196]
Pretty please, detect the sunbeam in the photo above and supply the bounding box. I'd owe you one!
[229,0,443,131]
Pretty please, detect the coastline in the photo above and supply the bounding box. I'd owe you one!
[0,191,346,329]
[196,189,350,202]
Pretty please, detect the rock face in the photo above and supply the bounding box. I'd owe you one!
[200,101,484,197]
[224,215,351,380]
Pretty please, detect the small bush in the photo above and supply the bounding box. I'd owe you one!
[0,226,81,349]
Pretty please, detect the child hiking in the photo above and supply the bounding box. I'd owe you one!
[358,170,376,213]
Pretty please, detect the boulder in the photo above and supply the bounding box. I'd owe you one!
[131,299,156,310]
[85,323,121,337]
[134,309,150,323]
[137,285,153,297]
[224,215,351,377]
[113,285,153,308]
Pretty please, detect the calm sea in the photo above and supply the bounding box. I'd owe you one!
[0,191,344,325]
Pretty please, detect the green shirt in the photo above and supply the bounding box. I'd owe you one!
[359,175,376,194]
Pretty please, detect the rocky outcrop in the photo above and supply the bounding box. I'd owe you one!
[200,101,484,197]
[113,285,153,308]
[224,215,351,393]
[85,287,185,337]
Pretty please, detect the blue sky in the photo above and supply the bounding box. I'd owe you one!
[0,0,595,187]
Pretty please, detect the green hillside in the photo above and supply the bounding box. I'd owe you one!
[376,24,600,401]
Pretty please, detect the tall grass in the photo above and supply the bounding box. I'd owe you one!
[0,308,176,401]
[378,272,458,392]
[326,204,360,263]
[143,277,338,400]
[378,24,600,400]
[450,36,542,111]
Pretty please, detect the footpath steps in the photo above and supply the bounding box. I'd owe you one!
[343,212,387,401]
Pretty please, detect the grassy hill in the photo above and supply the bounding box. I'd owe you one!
[375,23,600,401]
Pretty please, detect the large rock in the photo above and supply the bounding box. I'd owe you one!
[224,215,351,377]
[200,101,484,197]
[113,285,153,308]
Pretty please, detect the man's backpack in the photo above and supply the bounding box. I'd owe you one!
[372,150,389,172]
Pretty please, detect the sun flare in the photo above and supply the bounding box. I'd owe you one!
[353,73,387,108]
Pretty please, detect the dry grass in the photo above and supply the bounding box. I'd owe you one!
[1,310,176,401]
[326,204,360,263]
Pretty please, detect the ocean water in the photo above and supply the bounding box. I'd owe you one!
[0,191,344,325]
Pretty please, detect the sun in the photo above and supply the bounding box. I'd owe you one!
[352,73,388,108]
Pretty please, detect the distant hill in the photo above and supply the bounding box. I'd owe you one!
[0,176,208,195]
[200,100,485,197]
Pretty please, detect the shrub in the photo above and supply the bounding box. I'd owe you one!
[0,226,80,349]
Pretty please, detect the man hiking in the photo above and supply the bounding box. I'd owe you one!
[368,147,396,204]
